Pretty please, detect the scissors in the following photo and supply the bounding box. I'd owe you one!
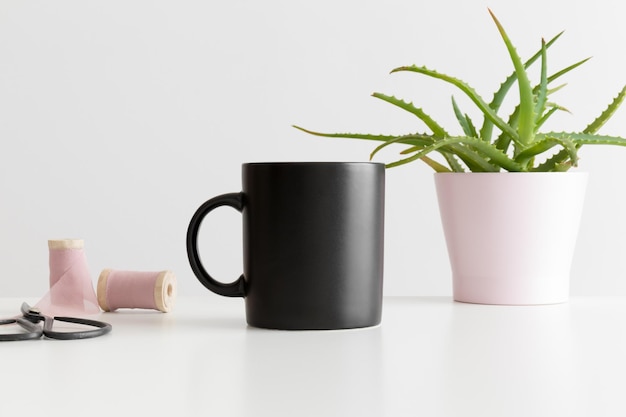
[0,302,112,341]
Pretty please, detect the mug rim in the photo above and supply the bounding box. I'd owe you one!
[242,161,384,167]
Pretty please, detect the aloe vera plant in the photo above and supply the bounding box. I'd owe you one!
[293,10,626,172]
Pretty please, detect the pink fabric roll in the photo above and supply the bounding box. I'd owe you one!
[35,239,100,316]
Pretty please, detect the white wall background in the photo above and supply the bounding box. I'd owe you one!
[1,0,626,298]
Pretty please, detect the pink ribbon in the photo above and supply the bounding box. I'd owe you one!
[35,239,100,316]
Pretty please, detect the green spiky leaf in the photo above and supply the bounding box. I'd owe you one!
[371,93,448,137]
[584,85,626,134]
[534,39,549,127]
[515,135,579,167]
[489,9,535,146]
[451,96,478,138]
[419,155,452,172]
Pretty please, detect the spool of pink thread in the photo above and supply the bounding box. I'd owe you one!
[35,239,100,316]
[97,269,177,313]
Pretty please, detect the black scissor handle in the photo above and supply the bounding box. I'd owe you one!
[0,317,43,341]
[18,302,112,340]
[43,316,112,340]
[1,303,112,341]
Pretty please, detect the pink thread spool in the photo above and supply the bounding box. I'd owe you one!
[97,269,177,313]
[35,239,100,316]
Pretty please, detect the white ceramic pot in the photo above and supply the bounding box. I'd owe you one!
[434,172,588,305]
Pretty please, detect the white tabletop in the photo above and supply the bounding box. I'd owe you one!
[1,296,624,417]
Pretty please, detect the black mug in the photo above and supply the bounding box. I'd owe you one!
[186,162,385,330]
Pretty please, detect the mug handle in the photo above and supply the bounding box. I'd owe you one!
[186,192,246,297]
